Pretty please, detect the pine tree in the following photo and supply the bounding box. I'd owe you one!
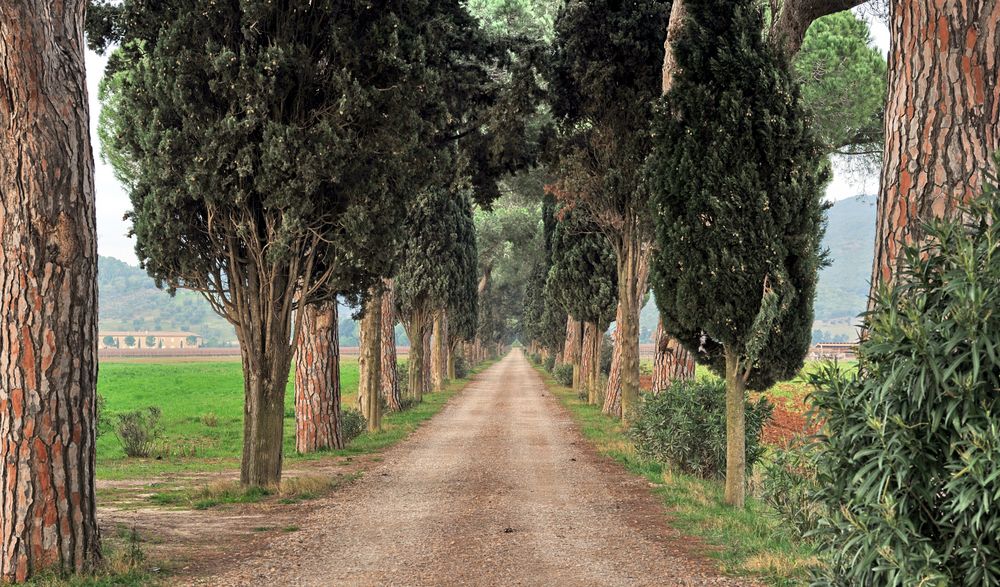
[97,0,460,486]
[546,0,670,423]
[546,207,617,403]
[648,0,827,507]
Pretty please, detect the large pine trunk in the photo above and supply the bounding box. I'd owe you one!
[422,326,433,392]
[603,304,624,415]
[380,280,402,412]
[0,2,102,579]
[431,311,448,391]
[871,1,1000,296]
[294,302,343,452]
[580,322,601,404]
[651,318,696,393]
[357,290,382,432]
[404,310,427,403]
[603,241,650,423]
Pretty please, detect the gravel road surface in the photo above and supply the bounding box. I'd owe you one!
[198,350,750,586]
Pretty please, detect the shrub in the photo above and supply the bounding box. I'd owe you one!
[397,360,409,396]
[529,352,541,365]
[600,334,613,375]
[760,437,822,541]
[809,176,1000,585]
[114,407,163,458]
[340,408,366,444]
[629,378,771,480]
[453,355,468,379]
[553,363,574,387]
[201,412,219,427]
[543,356,555,372]
[96,393,107,438]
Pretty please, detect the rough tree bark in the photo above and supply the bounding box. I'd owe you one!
[380,280,402,412]
[870,1,1000,297]
[580,322,601,404]
[724,348,747,508]
[404,311,427,402]
[565,318,583,391]
[431,311,448,391]
[421,326,432,392]
[603,242,650,423]
[651,318,696,393]
[358,289,383,432]
[294,302,342,452]
[238,325,294,487]
[603,304,623,415]
[0,2,102,580]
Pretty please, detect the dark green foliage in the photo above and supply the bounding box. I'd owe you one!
[648,0,827,390]
[543,356,556,372]
[546,207,617,326]
[794,12,886,157]
[809,170,1000,586]
[545,0,670,248]
[453,355,469,379]
[629,379,771,480]
[600,333,613,374]
[99,0,452,309]
[396,190,479,341]
[396,361,409,397]
[114,407,163,458]
[340,409,366,445]
[760,438,822,542]
[553,363,574,386]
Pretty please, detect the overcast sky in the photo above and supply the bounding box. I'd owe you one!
[85,12,892,266]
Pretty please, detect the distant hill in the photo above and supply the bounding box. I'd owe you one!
[98,256,404,347]
[98,256,238,346]
[638,196,877,343]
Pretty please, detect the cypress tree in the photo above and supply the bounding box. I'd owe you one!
[546,0,670,423]
[97,0,458,487]
[546,208,617,401]
[648,0,827,507]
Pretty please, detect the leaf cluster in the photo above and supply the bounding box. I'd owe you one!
[648,0,827,390]
[809,165,1000,585]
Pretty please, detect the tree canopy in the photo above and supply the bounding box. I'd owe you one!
[649,0,828,390]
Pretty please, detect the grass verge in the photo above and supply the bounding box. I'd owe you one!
[532,364,816,587]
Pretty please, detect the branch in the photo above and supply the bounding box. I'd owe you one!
[770,0,871,57]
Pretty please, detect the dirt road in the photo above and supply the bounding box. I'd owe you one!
[199,350,748,586]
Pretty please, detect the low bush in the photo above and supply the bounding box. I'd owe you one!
[453,355,468,379]
[759,437,822,541]
[114,407,163,458]
[529,352,542,365]
[809,177,1000,585]
[600,334,613,374]
[201,412,219,427]
[340,408,366,444]
[629,378,771,480]
[543,356,555,372]
[553,363,574,387]
[397,360,409,396]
